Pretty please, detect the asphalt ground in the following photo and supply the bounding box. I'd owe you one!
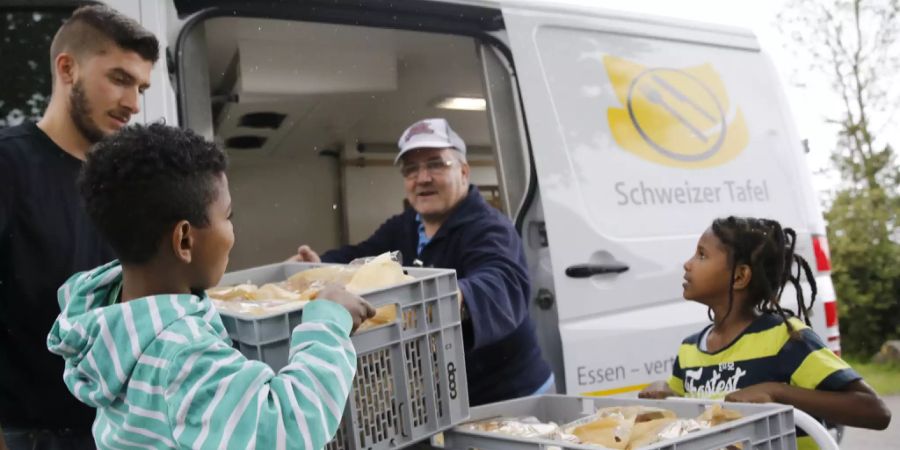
[839,395,899,449]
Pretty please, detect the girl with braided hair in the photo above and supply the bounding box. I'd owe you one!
[640,216,890,448]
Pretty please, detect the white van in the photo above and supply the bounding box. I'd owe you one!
[4,0,841,397]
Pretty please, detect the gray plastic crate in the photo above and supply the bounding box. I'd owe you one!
[215,262,470,450]
[441,395,796,450]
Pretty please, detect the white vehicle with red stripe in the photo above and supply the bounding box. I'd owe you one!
[21,0,840,398]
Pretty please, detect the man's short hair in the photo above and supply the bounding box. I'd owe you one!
[50,4,159,75]
[80,124,228,264]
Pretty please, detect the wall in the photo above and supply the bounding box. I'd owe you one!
[225,141,341,270]
[201,18,500,268]
[226,150,497,270]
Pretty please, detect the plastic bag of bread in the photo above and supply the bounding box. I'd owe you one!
[207,283,258,301]
[564,406,677,449]
[345,252,414,294]
[657,419,705,441]
[251,283,304,301]
[357,304,397,332]
[284,251,412,299]
[210,251,412,324]
[284,266,356,297]
[346,251,403,268]
[458,416,561,438]
[208,282,304,303]
[211,298,308,316]
[571,413,633,449]
[655,404,743,448]
[697,403,743,427]
[625,416,677,450]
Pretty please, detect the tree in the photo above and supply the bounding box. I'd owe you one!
[780,0,900,357]
[826,189,900,356]
[0,9,70,128]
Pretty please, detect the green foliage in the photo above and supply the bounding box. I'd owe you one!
[827,187,900,356]
[842,355,900,396]
[0,9,71,127]
[782,0,900,357]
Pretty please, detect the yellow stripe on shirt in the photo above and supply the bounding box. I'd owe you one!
[791,347,853,390]
[667,376,685,396]
[678,322,795,367]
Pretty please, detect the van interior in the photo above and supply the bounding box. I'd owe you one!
[180,17,527,269]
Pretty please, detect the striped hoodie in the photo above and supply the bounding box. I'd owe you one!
[47,261,356,449]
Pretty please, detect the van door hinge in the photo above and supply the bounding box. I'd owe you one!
[535,288,555,310]
[166,47,178,92]
[166,47,176,75]
[528,221,549,247]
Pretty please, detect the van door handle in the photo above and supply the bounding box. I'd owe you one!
[565,263,629,278]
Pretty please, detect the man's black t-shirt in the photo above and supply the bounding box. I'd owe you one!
[0,122,114,429]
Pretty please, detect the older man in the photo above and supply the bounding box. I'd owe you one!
[292,118,553,405]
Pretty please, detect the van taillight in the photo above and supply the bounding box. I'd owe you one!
[812,235,832,272]
[824,301,839,328]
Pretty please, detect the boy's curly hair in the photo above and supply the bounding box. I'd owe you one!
[80,123,227,264]
[710,216,817,332]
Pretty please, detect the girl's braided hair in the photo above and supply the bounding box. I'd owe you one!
[709,216,817,333]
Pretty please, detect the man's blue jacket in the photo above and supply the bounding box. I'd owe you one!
[322,185,552,405]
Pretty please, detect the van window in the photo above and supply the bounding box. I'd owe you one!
[178,17,522,269]
[0,7,75,128]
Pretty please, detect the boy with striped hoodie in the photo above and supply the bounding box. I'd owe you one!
[47,124,375,449]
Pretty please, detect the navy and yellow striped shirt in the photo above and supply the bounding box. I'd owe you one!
[667,314,859,450]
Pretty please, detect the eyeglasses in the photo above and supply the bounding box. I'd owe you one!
[400,159,455,179]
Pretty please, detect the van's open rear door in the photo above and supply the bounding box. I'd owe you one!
[104,0,178,125]
[502,5,817,396]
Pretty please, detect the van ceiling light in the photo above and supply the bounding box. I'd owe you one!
[432,96,486,111]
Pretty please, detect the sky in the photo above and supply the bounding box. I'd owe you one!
[528,0,899,201]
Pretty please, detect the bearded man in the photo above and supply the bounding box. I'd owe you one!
[0,5,158,449]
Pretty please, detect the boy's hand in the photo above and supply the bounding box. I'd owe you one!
[724,382,783,403]
[639,381,677,399]
[317,285,376,333]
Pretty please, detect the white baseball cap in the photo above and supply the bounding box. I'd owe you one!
[395,118,467,164]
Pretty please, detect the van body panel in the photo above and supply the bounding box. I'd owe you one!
[103,0,178,126]
[103,0,839,396]
[501,7,834,393]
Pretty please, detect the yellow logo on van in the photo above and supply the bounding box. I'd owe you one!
[605,56,748,168]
